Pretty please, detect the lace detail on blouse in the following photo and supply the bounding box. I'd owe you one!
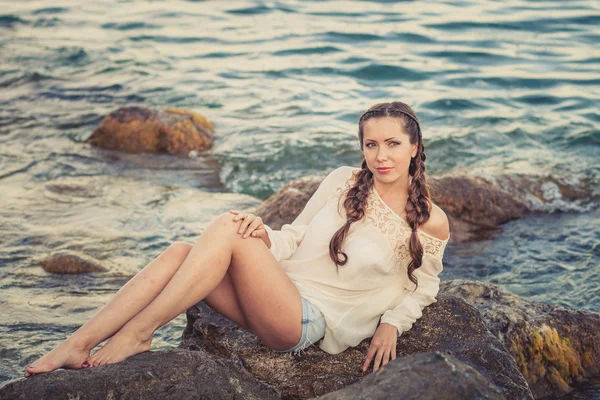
[331,169,448,266]
[365,185,448,265]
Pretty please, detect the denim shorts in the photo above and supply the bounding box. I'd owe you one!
[273,297,326,355]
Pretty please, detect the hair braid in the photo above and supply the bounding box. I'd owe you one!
[328,159,373,273]
[405,141,431,290]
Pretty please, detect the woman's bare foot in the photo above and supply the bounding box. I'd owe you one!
[24,339,91,377]
[85,329,152,367]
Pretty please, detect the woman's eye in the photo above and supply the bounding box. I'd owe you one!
[365,142,399,148]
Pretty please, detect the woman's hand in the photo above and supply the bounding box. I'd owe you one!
[229,210,271,248]
[362,323,398,373]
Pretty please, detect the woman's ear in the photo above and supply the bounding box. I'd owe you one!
[411,143,418,158]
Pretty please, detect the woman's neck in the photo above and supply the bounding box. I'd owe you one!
[373,175,411,203]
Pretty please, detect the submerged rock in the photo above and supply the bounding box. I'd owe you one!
[440,280,600,399]
[318,351,506,400]
[181,296,532,399]
[0,349,279,400]
[40,250,109,274]
[86,106,214,156]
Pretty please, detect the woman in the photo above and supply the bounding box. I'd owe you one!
[25,101,449,377]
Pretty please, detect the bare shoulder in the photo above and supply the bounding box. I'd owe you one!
[420,202,450,241]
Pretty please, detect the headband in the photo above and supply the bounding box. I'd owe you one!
[359,109,422,137]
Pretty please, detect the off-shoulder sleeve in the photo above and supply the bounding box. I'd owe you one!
[264,166,355,262]
[380,237,448,337]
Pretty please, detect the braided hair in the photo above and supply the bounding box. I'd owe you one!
[328,102,431,290]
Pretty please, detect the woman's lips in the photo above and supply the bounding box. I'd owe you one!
[376,167,392,174]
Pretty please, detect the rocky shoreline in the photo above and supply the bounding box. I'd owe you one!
[1,107,598,399]
[3,279,598,399]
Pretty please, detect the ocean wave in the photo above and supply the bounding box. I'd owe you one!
[0,14,28,28]
[0,71,56,89]
[482,173,599,213]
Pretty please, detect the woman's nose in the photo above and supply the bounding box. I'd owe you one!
[376,149,388,161]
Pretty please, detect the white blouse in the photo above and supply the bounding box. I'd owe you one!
[264,166,449,355]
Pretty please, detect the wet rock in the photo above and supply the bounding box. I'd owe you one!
[440,280,600,399]
[428,175,527,242]
[40,250,109,274]
[0,349,279,400]
[318,351,506,400]
[86,106,214,156]
[256,171,596,243]
[181,296,532,399]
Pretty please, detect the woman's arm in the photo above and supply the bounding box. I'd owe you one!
[264,166,354,262]
[379,252,444,336]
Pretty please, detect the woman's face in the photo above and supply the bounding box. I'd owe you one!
[362,117,417,186]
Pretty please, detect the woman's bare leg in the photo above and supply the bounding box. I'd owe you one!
[24,242,194,376]
[86,213,302,366]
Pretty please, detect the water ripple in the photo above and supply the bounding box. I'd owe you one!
[1,1,599,394]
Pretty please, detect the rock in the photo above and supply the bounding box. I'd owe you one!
[40,250,109,274]
[0,349,279,400]
[181,296,532,399]
[256,171,597,243]
[440,280,600,399]
[255,174,324,230]
[428,175,527,242]
[86,106,214,156]
[317,351,506,400]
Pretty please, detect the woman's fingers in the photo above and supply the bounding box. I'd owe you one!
[243,218,262,238]
[362,345,377,372]
[251,228,267,238]
[230,211,265,239]
[380,348,392,367]
[372,348,385,372]
[238,214,255,233]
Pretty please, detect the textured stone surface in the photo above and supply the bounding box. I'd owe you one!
[86,106,214,156]
[317,351,506,400]
[0,349,279,400]
[256,171,596,243]
[440,279,600,399]
[181,296,532,399]
[254,174,324,230]
[40,250,109,274]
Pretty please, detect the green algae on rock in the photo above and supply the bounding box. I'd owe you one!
[440,280,600,398]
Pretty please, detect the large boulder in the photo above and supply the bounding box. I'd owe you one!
[318,351,506,400]
[255,171,596,243]
[86,106,214,156]
[440,280,600,399]
[181,296,532,399]
[0,349,279,400]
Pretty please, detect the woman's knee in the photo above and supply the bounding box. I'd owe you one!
[207,213,241,237]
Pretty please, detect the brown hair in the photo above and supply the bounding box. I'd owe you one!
[328,101,431,290]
